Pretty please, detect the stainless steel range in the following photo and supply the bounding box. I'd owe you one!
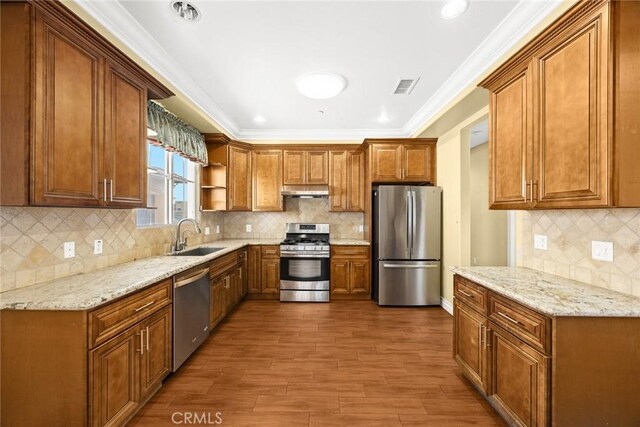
[280,223,330,302]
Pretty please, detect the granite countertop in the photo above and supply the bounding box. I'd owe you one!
[0,239,280,311]
[451,266,640,317]
[331,239,370,245]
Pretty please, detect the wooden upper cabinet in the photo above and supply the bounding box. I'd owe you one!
[104,60,147,208]
[33,11,104,207]
[329,150,365,212]
[370,144,402,182]
[481,0,640,209]
[489,68,531,209]
[368,139,437,183]
[283,150,328,185]
[228,145,252,211]
[1,2,172,208]
[252,150,283,211]
[533,9,608,208]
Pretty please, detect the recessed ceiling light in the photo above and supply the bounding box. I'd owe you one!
[318,110,325,114]
[296,73,347,100]
[441,0,469,20]
[378,114,391,123]
[170,1,201,22]
[253,115,266,124]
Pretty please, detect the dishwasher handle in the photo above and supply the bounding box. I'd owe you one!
[174,267,209,289]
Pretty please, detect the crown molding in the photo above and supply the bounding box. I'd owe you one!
[237,127,409,141]
[72,0,241,138]
[403,0,565,137]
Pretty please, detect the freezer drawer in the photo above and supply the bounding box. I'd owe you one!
[377,260,440,306]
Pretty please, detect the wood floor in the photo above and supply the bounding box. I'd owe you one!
[129,300,506,426]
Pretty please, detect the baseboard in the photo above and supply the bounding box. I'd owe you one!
[441,297,453,315]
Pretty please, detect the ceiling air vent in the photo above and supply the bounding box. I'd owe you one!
[393,78,419,95]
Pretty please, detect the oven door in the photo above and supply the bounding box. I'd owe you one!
[280,254,330,290]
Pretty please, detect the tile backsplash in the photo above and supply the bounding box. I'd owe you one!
[224,198,364,239]
[0,207,223,293]
[522,209,640,297]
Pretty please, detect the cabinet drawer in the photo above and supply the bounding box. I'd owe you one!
[488,293,551,354]
[88,279,172,348]
[454,276,488,315]
[210,251,238,278]
[331,245,370,258]
[261,246,280,259]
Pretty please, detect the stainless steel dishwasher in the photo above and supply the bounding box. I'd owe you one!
[173,264,210,371]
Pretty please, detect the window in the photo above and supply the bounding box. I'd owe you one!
[137,140,198,227]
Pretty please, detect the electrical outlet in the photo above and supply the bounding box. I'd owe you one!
[216,225,221,234]
[534,234,548,250]
[358,225,364,233]
[246,224,252,233]
[64,241,75,259]
[204,227,211,235]
[93,239,103,255]
[592,241,614,262]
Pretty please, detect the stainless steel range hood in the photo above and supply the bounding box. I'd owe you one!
[281,185,329,198]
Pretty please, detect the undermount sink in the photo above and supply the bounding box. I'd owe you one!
[171,247,224,256]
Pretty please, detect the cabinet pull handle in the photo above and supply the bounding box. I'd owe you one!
[497,311,521,325]
[485,328,491,348]
[110,179,113,202]
[137,331,144,354]
[478,324,483,347]
[459,290,474,298]
[529,180,533,204]
[134,300,155,312]
[524,180,530,203]
[146,326,150,351]
[103,179,107,202]
[532,180,538,203]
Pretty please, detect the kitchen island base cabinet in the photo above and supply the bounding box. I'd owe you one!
[453,274,640,427]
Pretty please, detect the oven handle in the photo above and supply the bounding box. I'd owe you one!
[280,252,329,259]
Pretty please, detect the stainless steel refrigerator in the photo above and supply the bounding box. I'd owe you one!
[372,185,442,306]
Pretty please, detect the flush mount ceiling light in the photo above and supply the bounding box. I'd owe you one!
[378,114,391,123]
[296,73,347,100]
[441,0,469,19]
[253,115,266,124]
[170,0,201,22]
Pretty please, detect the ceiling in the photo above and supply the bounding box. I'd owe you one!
[78,0,564,140]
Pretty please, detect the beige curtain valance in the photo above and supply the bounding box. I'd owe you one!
[147,100,208,165]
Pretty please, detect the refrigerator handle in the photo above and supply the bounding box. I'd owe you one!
[411,190,417,256]
[406,191,411,257]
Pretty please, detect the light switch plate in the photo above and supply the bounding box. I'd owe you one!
[246,224,252,233]
[93,239,103,255]
[64,241,75,259]
[534,234,548,250]
[358,225,364,232]
[204,227,210,235]
[592,241,614,262]
[216,225,221,234]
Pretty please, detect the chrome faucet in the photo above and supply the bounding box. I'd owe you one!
[173,218,202,253]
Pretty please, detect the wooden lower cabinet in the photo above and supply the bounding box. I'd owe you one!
[210,276,226,329]
[330,245,370,299]
[247,246,262,294]
[488,324,548,427]
[453,300,489,394]
[261,258,280,294]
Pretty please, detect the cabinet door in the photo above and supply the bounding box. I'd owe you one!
[329,151,348,211]
[489,326,549,427]
[347,151,365,211]
[261,258,280,294]
[228,146,252,211]
[104,61,147,208]
[370,145,402,182]
[307,151,328,184]
[225,275,234,312]
[33,12,104,206]
[349,258,370,295]
[534,7,608,208]
[139,306,171,402]
[489,68,531,209]
[210,278,225,329]
[253,150,283,211]
[90,327,139,427]
[403,144,435,183]
[235,267,243,303]
[283,151,306,185]
[247,246,262,294]
[330,259,350,294]
[453,300,489,393]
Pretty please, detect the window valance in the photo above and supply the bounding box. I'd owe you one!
[147,100,208,165]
